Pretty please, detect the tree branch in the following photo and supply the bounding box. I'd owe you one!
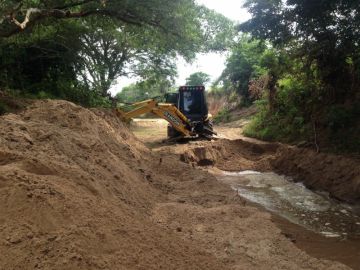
[11,8,41,29]
[1,8,144,38]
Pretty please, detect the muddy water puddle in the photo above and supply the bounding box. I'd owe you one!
[215,170,360,239]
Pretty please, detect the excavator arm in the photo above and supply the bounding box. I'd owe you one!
[115,99,195,137]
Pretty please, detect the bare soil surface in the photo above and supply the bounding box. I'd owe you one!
[0,100,358,269]
[132,118,360,269]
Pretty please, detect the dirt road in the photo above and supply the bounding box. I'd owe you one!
[0,102,359,269]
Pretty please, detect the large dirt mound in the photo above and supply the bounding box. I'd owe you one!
[0,100,223,269]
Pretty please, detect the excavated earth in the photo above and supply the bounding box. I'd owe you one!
[178,139,360,204]
[0,99,358,270]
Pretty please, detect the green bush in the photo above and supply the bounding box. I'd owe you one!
[243,100,278,140]
[244,77,312,143]
[214,108,231,123]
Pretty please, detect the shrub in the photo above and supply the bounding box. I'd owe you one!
[214,108,231,123]
[244,80,311,143]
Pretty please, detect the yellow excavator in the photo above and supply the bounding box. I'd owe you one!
[115,85,216,139]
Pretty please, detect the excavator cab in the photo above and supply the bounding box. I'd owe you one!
[178,86,208,121]
[165,86,213,138]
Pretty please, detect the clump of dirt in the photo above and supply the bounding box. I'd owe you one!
[180,139,279,171]
[0,99,352,270]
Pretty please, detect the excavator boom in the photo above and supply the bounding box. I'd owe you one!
[115,99,195,137]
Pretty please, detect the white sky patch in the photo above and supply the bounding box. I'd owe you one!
[110,0,250,95]
[176,52,228,86]
[196,0,250,23]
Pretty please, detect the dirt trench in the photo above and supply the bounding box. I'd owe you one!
[0,100,358,270]
[178,139,360,204]
[133,119,360,269]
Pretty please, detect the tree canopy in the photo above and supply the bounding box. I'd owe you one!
[239,0,360,102]
[0,0,234,104]
[185,72,210,86]
[235,0,360,151]
[0,1,197,37]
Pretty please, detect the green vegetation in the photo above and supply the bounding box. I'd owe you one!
[116,74,176,103]
[185,72,211,86]
[213,109,231,124]
[0,0,358,153]
[218,37,266,102]
[0,0,233,106]
[219,0,360,153]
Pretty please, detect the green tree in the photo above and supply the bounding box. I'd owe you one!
[0,0,234,103]
[239,0,360,151]
[0,0,197,38]
[76,19,179,96]
[0,20,86,99]
[240,0,360,103]
[116,74,174,103]
[219,37,267,101]
[185,72,210,86]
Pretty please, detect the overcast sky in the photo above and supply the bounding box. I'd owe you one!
[110,0,250,95]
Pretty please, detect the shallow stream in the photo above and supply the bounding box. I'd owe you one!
[216,170,360,239]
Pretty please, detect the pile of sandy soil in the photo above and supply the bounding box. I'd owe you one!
[0,100,351,269]
[0,100,224,269]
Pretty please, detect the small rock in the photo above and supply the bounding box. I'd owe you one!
[71,254,82,261]
[8,236,22,244]
[48,235,57,242]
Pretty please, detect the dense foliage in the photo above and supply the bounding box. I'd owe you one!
[221,0,360,153]
[185,72,210,86]
[1,0,358,152]
[0,0,233,106]
[116,74,175,103]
